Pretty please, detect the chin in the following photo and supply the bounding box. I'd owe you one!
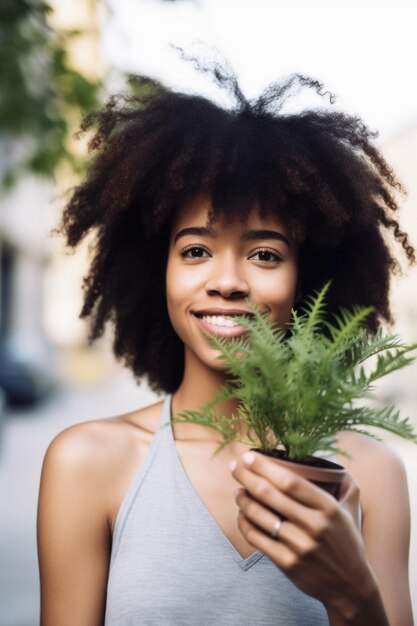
[203,353,228,372]
[185,346,229,374]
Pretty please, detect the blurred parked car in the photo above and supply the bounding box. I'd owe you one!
[0,341,55,408]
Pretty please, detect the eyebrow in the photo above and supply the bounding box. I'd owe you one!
[173,227,214,243]
[242,229,290,248]
[174,226,290,248]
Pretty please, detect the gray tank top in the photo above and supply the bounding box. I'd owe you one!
[104,396,329,625]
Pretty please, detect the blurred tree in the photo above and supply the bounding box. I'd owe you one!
[0,0,190,190]
[0,0,101,189]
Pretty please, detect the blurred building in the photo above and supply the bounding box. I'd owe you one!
[0,0,104,408]
[383,122,417,340]
[0,173,55,405]
[43,0,115,385]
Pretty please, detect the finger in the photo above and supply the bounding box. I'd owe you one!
[232,464,308,525]
[236,489,319,556]
[235,487,283,537]
[237,511,300,572]
[239,451,336,512]
[231,454,342,534]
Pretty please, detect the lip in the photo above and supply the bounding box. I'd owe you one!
[192,308,254,316]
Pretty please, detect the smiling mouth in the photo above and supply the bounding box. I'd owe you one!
[193,312,252,328]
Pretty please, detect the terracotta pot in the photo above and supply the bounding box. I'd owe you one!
[253,448,346,499]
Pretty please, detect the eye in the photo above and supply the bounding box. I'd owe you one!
[180,245,210,258]
[249,248,283,263]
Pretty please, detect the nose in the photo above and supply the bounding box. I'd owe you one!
[205,257,249,299]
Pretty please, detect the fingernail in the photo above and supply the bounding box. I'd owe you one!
[243,451,256,465]
[233,487,240,497]
[228,460,237,472]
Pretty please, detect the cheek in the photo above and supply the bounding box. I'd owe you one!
[165,259,200,338]
[166,255,207,309]
[165,262,181,330]
[260,268,298,322]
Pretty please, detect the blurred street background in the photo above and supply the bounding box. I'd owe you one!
[1,1,417,624]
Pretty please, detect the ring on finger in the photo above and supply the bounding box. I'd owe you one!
[270,517,282,540]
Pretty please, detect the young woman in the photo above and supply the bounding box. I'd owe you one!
[37,68,415,625]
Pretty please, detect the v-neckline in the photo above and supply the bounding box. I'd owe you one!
[163,396,264,571]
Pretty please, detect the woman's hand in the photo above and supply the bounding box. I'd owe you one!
[229,451,389,625]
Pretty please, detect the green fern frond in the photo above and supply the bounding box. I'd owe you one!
[171,408,240,442]
[339,329,406,369]
[367,348,417,384]
[324,306,375,354]
[175,282,417,460]
[298,280,331,335]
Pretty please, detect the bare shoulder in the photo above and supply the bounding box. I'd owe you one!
[44,398,164,467]
[337,430,406,470]
[336,434,413,626]
[336,431,409,513]
[40,398,165,526]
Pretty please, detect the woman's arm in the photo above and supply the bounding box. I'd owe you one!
[37,423,113,626]
[230,445,413,626]
[341,435,413,626]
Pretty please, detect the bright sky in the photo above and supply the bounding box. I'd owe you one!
[102,0,417,139]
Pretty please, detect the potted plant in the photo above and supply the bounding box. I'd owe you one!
[172,283,417,497]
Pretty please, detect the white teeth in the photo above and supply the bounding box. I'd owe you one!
[201,315,240,328]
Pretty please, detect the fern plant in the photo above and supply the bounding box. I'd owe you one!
[173,283,417,460]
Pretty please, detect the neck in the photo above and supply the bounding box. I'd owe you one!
[172,352,237,414]
[171,349,242,441]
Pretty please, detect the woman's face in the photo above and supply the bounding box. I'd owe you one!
[166,194,299,372]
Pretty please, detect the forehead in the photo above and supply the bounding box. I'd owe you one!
[171,194,290,236]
